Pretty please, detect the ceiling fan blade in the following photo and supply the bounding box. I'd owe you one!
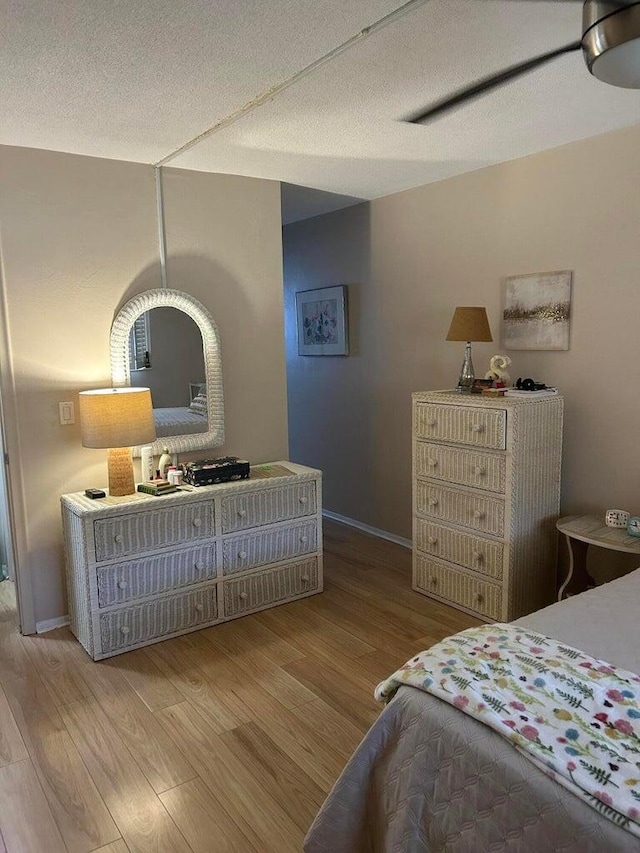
[406,40,582,124]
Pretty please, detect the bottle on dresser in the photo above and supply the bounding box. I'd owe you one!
[140,445,154,482]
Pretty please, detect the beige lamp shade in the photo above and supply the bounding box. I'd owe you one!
[79,388,156,496]
[446,307,493,342]
[79,387,156,448]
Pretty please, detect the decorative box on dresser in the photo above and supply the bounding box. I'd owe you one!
[412,391,563,621]
[61,461,322,660]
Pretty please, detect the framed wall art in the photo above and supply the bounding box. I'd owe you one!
[502,270,572,351]
[296,285,349,356]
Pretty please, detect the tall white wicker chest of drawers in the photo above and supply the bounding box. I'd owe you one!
[412,391,563,621]
[61,461,322,660]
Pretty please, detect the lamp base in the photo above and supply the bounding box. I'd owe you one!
[107,447,135,496]
[457,341,475,392]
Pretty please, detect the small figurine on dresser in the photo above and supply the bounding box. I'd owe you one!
[485,354,512,387]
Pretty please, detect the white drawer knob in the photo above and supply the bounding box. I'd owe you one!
[117,580,128,590]
[474,466,486,476]
[473,509,485,520]
[114,533,123,543]
[300,536,308,544]
[238,551,247,560]
[238,509,247,517]
[472,551,484,563]
[301,574,309,582]
[299,496,308,504]
[428,458,438,467]
[239,591,248,600]
[471,424,484,433]
[428,497,438,507]
[195,562,205,571]
[192,518,202,528]
[194,604,204,613]
[427,536,437,546]
[120,626,130,635]
[427,419,437,427]
[430,576,438,586]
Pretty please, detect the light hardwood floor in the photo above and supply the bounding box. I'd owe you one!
[0,520,478,852]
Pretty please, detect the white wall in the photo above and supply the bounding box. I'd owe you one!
[284,123,640,581]
[0,146,287,628]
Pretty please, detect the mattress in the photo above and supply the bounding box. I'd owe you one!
[153,406,207,437]
[304,570,640,853]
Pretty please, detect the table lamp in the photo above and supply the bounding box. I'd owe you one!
[446,307,493,392]
[79,388,156,496]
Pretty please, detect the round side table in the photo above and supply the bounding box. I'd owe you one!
[556,514,640,601]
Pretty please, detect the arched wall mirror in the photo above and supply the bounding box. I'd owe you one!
[110,289,224,455]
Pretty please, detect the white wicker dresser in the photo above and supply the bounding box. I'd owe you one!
[61,461,322,660]
[412,391,563,621]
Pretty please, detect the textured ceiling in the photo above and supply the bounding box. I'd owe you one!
[3,0,640,219]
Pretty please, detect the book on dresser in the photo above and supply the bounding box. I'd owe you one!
[412,390,563,621]
[61,461,323,660]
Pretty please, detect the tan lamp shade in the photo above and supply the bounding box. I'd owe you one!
[79,388,156,496]
[446,307,493,342]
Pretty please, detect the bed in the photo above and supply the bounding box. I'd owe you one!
[304,570,640,853]
[153,406,207,437]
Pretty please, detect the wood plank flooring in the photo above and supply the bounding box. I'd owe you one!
[0,519,478,852]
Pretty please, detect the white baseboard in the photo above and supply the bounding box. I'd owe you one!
[36,615,70,634]
[322,509,411,549]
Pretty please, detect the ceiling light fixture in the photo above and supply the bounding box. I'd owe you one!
[583,0,640,88]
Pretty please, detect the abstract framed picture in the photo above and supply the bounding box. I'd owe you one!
[296,285,349,356]
[502,270,572,351]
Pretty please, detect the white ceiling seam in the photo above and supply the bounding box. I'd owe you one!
[155,0,431,167]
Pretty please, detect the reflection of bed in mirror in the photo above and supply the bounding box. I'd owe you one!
[152,378,208,436]
[153,406,208,437]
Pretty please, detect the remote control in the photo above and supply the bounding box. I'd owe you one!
[85,488,106,499]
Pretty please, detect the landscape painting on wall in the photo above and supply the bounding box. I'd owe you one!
[502,270,572,350]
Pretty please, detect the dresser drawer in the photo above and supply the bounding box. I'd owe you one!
[415,442,506,493]
[414,403,506,450]
[99,585,218,655]
[223,557,319,617]
[97,545,216,607]
[415,519,503,580]
[221,482,316,533]
[222,519,317,576]
[414,554,502,620]
[94,502,214,563]
[416,481,504,537]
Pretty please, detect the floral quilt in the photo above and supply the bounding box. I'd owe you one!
[375,623,640,837]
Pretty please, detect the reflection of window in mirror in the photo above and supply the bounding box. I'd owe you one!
[129,313,151,370]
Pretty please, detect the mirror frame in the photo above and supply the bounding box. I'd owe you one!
[110,288,224,455]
